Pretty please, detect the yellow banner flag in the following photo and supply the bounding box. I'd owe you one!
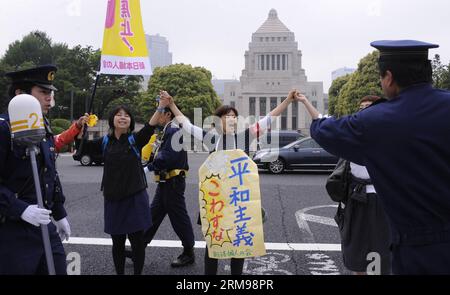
[199,150,266,259]
[100,0,151,75]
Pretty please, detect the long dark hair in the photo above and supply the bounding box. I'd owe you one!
[108,105,135,133]
[214,105,239,117]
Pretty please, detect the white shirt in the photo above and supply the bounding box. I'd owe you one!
[349,162,376,193]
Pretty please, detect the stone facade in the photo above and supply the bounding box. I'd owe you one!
[222,9,324,134]
[142,34,173,90]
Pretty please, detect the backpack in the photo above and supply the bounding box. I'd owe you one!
[326,158,351,202]
[102,134,140,158]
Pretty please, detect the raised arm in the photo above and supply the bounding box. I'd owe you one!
[161,90,205,141]
[54,113,89,152]
[148,92,169,126]
[294,91,320,120]
[251,89,297,135]
[268,89,296,117]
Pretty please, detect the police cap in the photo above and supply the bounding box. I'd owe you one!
[5,64,58,91]
[371,40,439,62]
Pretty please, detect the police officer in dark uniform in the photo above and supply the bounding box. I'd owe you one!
[141,103,195,267]
[0,65,70,274]
[296,40,450,274]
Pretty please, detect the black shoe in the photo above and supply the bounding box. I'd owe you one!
[171,249,195,267]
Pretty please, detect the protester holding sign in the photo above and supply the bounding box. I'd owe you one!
[161,89,297,275]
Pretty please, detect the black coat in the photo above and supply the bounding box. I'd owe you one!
[94,123,155,201]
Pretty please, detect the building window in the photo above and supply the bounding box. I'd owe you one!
[265,37,269,42]
[272,55,275,70]
[292,101,298,130]
[260,55,264,71]
[278,37,281,41]
[312,90,317,97]
[292,118,297,131]
[271,37,275,42]
[260,37,263,42]
[277,55,281,70]
[286,55,289,70]
[249,97,256,117]
[281,98,287,130]
[266,55,270,71]
[312,101,318,108]
[270,97,277,111]
[282,55,286,70]
[230,101,235,108]
[283,37,287,41]
[259,97,266,117]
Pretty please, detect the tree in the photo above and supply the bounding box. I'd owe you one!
[141,64,221,122]
[0,31,62,112]
[0,31,148,122]
[335,51,383,116]
[328,74,352,116]
[432,54,450,90]
[96,74,144,121]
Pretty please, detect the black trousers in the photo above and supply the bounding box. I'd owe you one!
[204,247,245,275]
[0,221,66,275]
[111,231,146,275]
[144,176,195,249]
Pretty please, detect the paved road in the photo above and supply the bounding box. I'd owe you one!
[58,153,348,275]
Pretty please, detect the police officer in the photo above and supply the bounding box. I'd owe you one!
[138,98,195,267]
[0,65,74,274]
[296,40,450,274]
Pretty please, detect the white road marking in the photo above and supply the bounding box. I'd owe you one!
[294,205,341,275]
[295,205,338,243]
[63,237,341,251]
[300,214,338,227]
[306,253,340,275]
[226,252,294,275]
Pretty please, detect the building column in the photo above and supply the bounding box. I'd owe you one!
[287,102,292,131]
[255,97,260,124]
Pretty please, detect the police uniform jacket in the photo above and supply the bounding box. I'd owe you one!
[310,83,450,245]
[147,122,189,173]
[0,114,67,223]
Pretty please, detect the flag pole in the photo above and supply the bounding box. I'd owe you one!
[74,73,100,159]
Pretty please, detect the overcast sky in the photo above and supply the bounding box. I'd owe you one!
[1,0,449,92]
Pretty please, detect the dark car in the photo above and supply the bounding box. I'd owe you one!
[72,138,104,166]
[253,137,338,174]
[257,130,305,150]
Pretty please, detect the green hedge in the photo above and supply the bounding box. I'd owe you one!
[51,118,71,130]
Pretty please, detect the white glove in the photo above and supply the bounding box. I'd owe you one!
[143,166,150,174]
[20,205,52,227]
[54,217,71,241]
